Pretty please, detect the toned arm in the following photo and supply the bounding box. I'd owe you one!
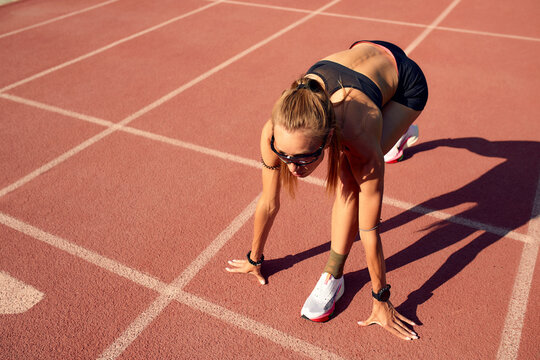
[346,149,386,293]
[251,120,282,261]
[341,97,417,340]
[226,120,281,285]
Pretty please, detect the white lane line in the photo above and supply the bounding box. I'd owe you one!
[0,0,120,39]
[206,0,313,16]
[210,0,540,43]
[435,26,540,43]
[0,93,531,244]
[497,172,540,360]
[207,0,426,28]
[0,202,344,359]
[382,197,533,244]
[0,0,338,200]
[120,126,262,169]
[0,271,44,314]
[0,125,118,198]
[404,0,462,54]
[0,212,167,293]
[0,1,540,358]
[98,0,348,355]
[119,0,341,127]
[96,295,173,360]
[97,195,260,359]
[172,194,261,289]
[0,93,114,128]
[177,291,346,360]
[300,176,532,243]
[87,128,540,245]
[0,0,226,93]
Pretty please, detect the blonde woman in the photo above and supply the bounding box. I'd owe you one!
[226,40,428,341]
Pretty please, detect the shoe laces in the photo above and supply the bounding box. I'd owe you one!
[313,274,337,302]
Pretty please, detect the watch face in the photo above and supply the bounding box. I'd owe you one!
[379,288,390,302]
[372,285,391,302]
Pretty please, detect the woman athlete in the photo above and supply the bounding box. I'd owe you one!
[226,40,428,341]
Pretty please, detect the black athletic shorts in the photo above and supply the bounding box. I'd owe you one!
[350,40,429,111]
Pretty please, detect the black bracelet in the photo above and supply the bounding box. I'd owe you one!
[247,251,264,266]
[261,157,280,170]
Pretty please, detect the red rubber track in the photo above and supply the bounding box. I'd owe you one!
[1,0,539,359]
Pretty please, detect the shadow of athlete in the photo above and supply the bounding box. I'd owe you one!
[337,137,540,323]
[264,137,540,324]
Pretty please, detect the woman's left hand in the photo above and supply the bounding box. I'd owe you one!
[358,300,419,340]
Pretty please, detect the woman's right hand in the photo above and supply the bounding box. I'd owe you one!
[225,259,266,285]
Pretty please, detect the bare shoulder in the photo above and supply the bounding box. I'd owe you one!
[261,119,273,141]
[260,119,274,152]
[260,119,280,167]
[337,93,383,162]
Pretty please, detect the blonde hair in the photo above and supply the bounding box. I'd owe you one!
[271,77,342,197]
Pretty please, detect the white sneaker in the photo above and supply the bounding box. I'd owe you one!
[301,273,344,322]
[384,124,419,163]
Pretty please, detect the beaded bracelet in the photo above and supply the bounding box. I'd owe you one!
[261,157,280,171]
[247,251,264,266]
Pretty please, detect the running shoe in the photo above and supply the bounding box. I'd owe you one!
[301,272,344,322]
[384,124,419,163]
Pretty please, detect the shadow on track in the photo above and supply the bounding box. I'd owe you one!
[264,137,540,323]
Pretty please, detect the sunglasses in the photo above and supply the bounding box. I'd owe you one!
[270,133,327,166]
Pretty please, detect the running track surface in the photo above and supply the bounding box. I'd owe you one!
[1,0,539,359]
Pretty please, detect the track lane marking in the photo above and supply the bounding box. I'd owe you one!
[0,0,339,200]
[0,0,226,93]
[404,0,462,54]
[206,0,540,42]
[176,291,346,360]
[405,2,539,357]
[2,0,536,357]
[0,93,114,128]
[104,0,532,357]
[435,25,540,42]
[381,197,532,244]
[0,203,344,359]
[97,195,261,359]
[0,93,531,244]
[0,0,120,39]
[0,212,167,293]
[2,0,536,96]
[0,271,44,314]
[497,172,540,360]
[98,0,348,356]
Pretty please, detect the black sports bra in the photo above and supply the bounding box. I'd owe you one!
[306,60,383,109]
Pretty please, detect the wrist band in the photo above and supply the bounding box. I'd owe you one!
[247,251,264,266]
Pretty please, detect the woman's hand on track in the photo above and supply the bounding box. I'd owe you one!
[225,259,266,285]
[358,300,418,340]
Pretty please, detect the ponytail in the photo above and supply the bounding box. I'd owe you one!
[271,76,342,197]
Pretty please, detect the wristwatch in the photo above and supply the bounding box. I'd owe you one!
[372,285,391,302]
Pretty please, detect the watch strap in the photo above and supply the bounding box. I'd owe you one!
[372,284,391,302]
